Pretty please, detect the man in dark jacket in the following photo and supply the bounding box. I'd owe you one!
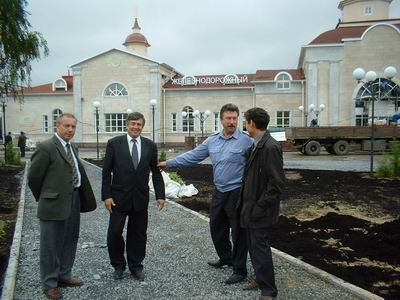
[28,113,96,299]
[102,112,165,281]
[238,107,285,300]
[18,131,27,157]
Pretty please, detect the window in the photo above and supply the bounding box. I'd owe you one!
[52,109,62,132]
[364,6,372,15]
[214,112,220,132]
[182,75,197,86]
[356,114,369,126]
[52,78,67,91]
[105,113,127,132]
[182,106,194,133]
[43,115,49,133]
[104,83,128,97]
[171,113,177,132]
[275,73,291,90]
[223,74,239,85]
[276,111,290,128]
[241,112,247,131]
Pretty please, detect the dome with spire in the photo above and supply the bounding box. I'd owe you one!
[123,19,150,47]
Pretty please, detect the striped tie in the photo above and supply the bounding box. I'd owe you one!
[131,138,139,169]
[66,143,79,187]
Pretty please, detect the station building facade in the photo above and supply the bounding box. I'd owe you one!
[2,0,400,145]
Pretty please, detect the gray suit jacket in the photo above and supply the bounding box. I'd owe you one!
[28,135,96,220]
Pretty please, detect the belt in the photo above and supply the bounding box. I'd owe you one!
[73,187,79,191]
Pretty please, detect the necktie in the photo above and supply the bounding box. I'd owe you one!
[131,138,139,169]
[66,143,79,187]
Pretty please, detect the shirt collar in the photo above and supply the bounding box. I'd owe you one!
[55,133,69,147]
[219,128,240,140]
[253,130,266,146]
[127,134,141,143]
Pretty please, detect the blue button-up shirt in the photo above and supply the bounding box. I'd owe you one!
[167,129,253,192]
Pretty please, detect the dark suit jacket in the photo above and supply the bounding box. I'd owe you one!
[101,134,165,212]
[238,131,285,229]
[28,135,96,220]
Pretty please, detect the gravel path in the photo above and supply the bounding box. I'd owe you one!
[13,162,374,299]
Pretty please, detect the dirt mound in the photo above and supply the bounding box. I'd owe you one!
[171,165,400,299]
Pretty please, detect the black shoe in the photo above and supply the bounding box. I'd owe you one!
[207,259,232,268]
[225,273,247,284]
[131,269,145,281]
[113,268,124,280]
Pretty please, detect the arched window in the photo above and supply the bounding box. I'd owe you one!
[223,74,239,85]
[182,75,197,86]
[52,78,67,91]
[182,106,194,133]
[275,72,292,90]
[52,109,62,132]
[354,78,400,126]
[104,83,128,97]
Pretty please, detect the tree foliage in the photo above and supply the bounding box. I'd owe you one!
[0,0,49,100]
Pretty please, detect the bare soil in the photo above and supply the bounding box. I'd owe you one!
[171,164,400,300]
[0,165,24,292]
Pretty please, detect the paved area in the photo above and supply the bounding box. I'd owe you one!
[10,162,380,299]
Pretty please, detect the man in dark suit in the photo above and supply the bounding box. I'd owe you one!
[28,113,96,300]
[238,108,285,300]
[102,112,165,281]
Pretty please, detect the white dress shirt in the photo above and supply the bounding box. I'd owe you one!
[55,133,81,187]
[127,134,142,163]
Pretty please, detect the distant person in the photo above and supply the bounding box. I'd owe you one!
[28,113,96,300]
[18,131,27,157]
[102,112,165,281]
[5,132,12,145]
[310,118,318,127]
[239,107,285,300]
[158,103,253,284]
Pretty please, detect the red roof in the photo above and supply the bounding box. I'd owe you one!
[123,32,150,47]
[23,75,73,94]
[254,69,305,81]
[309,23,400,45]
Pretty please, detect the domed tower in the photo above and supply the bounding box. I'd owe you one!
[123,17,150,56]
[338,0,393,24]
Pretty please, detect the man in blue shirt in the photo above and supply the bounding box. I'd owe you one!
[158,103,253,284]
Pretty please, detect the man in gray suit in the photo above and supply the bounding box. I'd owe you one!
[28,113,96,299]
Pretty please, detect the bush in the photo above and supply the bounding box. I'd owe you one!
[0,220,7,241]
[159,150,167,162]
[376,140,400,178]
[168,171,185,185]
[5,143,21,165]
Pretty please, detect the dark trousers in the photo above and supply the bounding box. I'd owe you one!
[20,146,25,157]
[39,190,80,290]
[210,188,247,275]
[247,228,277,297]
[107,208,148,272]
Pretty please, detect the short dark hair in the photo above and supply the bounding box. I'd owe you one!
[244,107,270,130]
[220,103,239,118]
[126,112,145,125]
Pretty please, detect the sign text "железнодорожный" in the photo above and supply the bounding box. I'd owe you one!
[172,75,249,86]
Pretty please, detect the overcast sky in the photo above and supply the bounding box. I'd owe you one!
[27,0,400,86]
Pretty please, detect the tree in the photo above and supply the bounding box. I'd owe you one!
[0,0,49,100]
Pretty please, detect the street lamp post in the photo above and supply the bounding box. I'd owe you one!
[93,101,101,159]
[1,95,7,159]
[299,103,325,126]
[353,66,398,175]
[150,99,157,142]
[193,109,211,136]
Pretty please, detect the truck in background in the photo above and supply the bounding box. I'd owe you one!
[285,126,400,155]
